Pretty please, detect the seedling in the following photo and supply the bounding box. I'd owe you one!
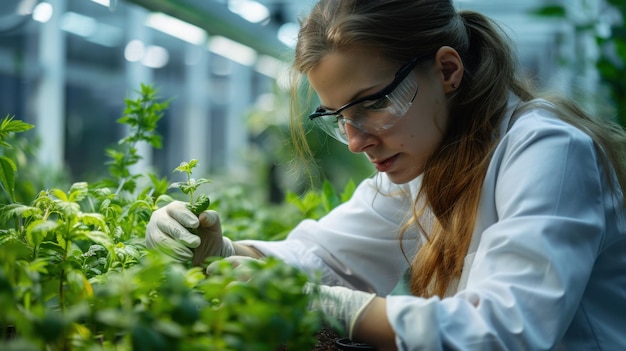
[170,159,211,216]
[0,84,341,350]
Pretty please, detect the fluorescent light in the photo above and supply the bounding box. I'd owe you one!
[208,36,257,66]
[278,22,299,48]
[228,0,270,23]
[60,12,97,37]
[142,45,169,69]
[90,0,110,7]
[146,12,207,45]
[124,41,169,68]
[32,2,53,23]
[124,40,145,62]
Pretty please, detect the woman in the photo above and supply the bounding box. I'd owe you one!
[146,0,626,349]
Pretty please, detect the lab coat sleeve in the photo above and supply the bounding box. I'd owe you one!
[237,174,420,295]
[386,110,606,350]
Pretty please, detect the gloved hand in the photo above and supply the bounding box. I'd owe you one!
[145,201,235,265]
[304,283,377,340]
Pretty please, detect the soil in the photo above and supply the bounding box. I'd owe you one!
[312,328,344,350]
[280,327,377,351]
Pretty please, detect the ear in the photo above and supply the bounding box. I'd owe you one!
[435,46,463,93]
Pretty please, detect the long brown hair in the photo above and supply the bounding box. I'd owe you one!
[291,0,626,297]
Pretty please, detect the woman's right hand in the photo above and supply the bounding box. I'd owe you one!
[145,200,234,265]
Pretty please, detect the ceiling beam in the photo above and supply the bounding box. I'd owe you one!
[126,0,293,61]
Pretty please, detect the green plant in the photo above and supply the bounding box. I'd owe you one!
[596,0,626,127]
[532,2,626,127]
[170,159,211,216]
[0,116,34,203]
[0,84,344,350]
[286,179,356,221]
[101,83,169,196]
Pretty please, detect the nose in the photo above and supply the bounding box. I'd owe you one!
[345,123,377,153]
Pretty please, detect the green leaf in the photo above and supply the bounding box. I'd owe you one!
[77,231,113,250]
[178,183,193,195]
[39,241,66,259]
[68,182,89,202]
[28,258,51,274]
[187,194,210,216]
[0,237,31,262]
[0,204,42,222]
[321,180,340,212]
[78,213,107,229]
[0,156,16,201]
[26,219,58,247]
[147,134,162,149]
[174,161,192,174]
[57,201,81,219]
[340,179,356,203]
[148,173,169,197]
[0,115,34,136]
[128,198,153,214]
[195,178,212,187]
[155,194,174,208]
[50,188,68,202]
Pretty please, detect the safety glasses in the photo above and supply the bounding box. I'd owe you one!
[308,57,419,144]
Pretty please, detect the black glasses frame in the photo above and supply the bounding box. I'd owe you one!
[308,57,420,121]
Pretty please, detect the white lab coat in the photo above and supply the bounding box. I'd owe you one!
[239,97,626,350]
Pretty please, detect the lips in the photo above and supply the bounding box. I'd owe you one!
[373,154,399,172]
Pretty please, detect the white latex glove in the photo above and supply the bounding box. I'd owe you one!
[145,200,235,265]
[304,283,377,340]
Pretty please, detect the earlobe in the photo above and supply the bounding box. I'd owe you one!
[435,46,463,93]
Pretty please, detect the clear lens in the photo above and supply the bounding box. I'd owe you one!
[350,71,418,132]
[314,72,418,144]
[386,70,418,116]
[311,114,348,143]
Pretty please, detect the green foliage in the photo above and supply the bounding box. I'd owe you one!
[286,179,356,220]
[171,159,212,216]
[0,116,34,203]
[102,83,169,195]
[532,2,626,127]
[0,84,357,350]
[593,0,626,127]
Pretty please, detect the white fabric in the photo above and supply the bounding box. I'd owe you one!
[238,173,422,295]
[239,97,626,350]
[304,283,377,340]
[386,101,626,350]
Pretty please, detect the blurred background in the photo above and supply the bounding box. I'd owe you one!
[0,0,624,203]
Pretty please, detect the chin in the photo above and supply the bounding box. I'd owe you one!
[385,172,419,185]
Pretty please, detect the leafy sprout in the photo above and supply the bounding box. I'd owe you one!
[170,159,212,216]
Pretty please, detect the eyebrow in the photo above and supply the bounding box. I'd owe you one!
[318,82,388,111]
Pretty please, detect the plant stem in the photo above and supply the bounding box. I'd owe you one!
[59,222,71,313]
[187,171,194,204]
[0,182,13,204]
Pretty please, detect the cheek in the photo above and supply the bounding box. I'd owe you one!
[399,116,445,154]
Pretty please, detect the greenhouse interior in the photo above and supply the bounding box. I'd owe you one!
[1,0,626,350]
[1,0,623,195]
